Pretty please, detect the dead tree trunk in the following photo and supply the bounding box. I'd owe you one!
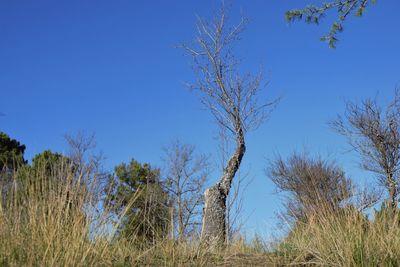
[201,130,245,247]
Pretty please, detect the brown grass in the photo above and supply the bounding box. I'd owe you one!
[272,206,400,266]
[3,160,400,266]
[0,161,272,267]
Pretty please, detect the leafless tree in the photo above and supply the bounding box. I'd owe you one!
[64,131,107,204]
[182,3,278,246]
[162,140,210,242]
[65,131,97,170]
[267,152,354,223]
[331,89,400,209]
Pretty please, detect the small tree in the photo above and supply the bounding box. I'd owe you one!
[267,152,353,222]
[163,140,209,241]
[105,159,169,245]
[183,4,278,246]
[64,132,106,203]
[332,89,400,209]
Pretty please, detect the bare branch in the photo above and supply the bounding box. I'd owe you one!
[162,140,210,241]
[331,89,400,208]
[267,151,354,223]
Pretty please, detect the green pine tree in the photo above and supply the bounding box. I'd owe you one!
[106,159,169,246]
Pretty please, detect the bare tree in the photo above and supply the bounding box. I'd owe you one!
[267,152,353,222]
[65,131,97,170]
[331,89,400,209]
[64,131,106,204]
[182,4,278,246]
[163,140,210,242]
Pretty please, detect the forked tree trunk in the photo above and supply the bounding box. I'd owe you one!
[201,131,245,247]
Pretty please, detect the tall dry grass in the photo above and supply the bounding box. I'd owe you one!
[272,205,400,266]
[0,158,116,266]
[6,155,400,266]
[0,157,267,266]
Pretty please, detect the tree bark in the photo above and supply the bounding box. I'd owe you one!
[177,193,184,242]
[388,173,398,209]
[201,130,245,247]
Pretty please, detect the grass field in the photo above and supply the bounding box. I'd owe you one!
[2,163,400,266]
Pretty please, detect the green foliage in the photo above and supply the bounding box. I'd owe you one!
[106,159,170,245]
[28,150,74,199]
[31,150,69,177]
[286,0,376,48]
[0,132,27,207]
[0,132,26,171]
[3,150,80,220]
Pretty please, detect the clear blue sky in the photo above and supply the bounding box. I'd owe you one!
[1,1,399,238]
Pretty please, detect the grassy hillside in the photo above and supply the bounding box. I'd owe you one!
[1,163,400,267]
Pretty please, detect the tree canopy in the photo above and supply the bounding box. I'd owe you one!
[0,132,26,172]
